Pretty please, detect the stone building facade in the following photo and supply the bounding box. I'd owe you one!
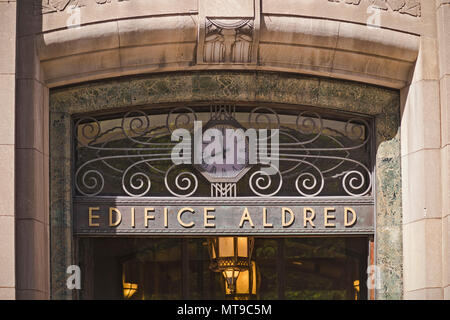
[0,0,448,299]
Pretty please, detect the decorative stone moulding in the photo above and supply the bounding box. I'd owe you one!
[34,0,420,89]
[36,0,130,14]
[204,18,254,63]
[197,0,259,65]
[37,0,420,17]
[328,0,421,17]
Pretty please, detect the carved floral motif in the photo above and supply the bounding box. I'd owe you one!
[328,0,421,17]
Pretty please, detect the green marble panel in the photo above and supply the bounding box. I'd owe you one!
[191,72,257,102]
[256,73,319,105]
[51,80,132,114]
[131,73,194,106]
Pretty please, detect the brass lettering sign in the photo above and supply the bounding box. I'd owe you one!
[74,198,374,236]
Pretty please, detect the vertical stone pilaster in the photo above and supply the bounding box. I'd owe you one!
[401,0,444,300]
[15,1,51,300]
[437,0,450,300]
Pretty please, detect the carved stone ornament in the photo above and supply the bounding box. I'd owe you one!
[204,18,254,64]
[328,0,421,17]
[37,0,81,14]
[36,0,129,14]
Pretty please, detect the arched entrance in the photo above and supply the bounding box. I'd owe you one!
[49,71,401,299]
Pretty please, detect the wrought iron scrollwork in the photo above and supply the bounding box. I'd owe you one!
[74,105,373,198]
[164,164,199,198]
[248,164,283,197]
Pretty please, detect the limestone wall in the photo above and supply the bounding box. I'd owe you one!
[9,0,449,299]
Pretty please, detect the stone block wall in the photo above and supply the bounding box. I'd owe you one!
[0,0,446,299]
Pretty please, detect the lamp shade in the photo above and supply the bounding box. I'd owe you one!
[122,260,139,299]
[225,261,257,299]
[123,282,138,299]
[208,236,254,295]
[208,237,254,271]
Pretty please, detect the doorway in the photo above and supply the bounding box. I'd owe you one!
[78,236,368,300]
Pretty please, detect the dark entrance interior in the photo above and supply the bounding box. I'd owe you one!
[78,237,369,300]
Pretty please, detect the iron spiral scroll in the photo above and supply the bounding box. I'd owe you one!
[74,105,373,198]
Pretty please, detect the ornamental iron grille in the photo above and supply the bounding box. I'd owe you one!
[74,104,373,198]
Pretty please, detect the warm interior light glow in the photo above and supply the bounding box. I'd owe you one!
[208,237,254,272]
[353,280,360,300]
[123,282,138,299]
[223,269,240,280]
[237,237,248,257]
[225,261,257,296]
[222,268,240,293]
[218,237,234,257]
[208,236,255,296]
[216,237,250,258]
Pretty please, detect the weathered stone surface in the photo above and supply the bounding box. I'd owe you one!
[34,1,421,89]
[263,0,427,35]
